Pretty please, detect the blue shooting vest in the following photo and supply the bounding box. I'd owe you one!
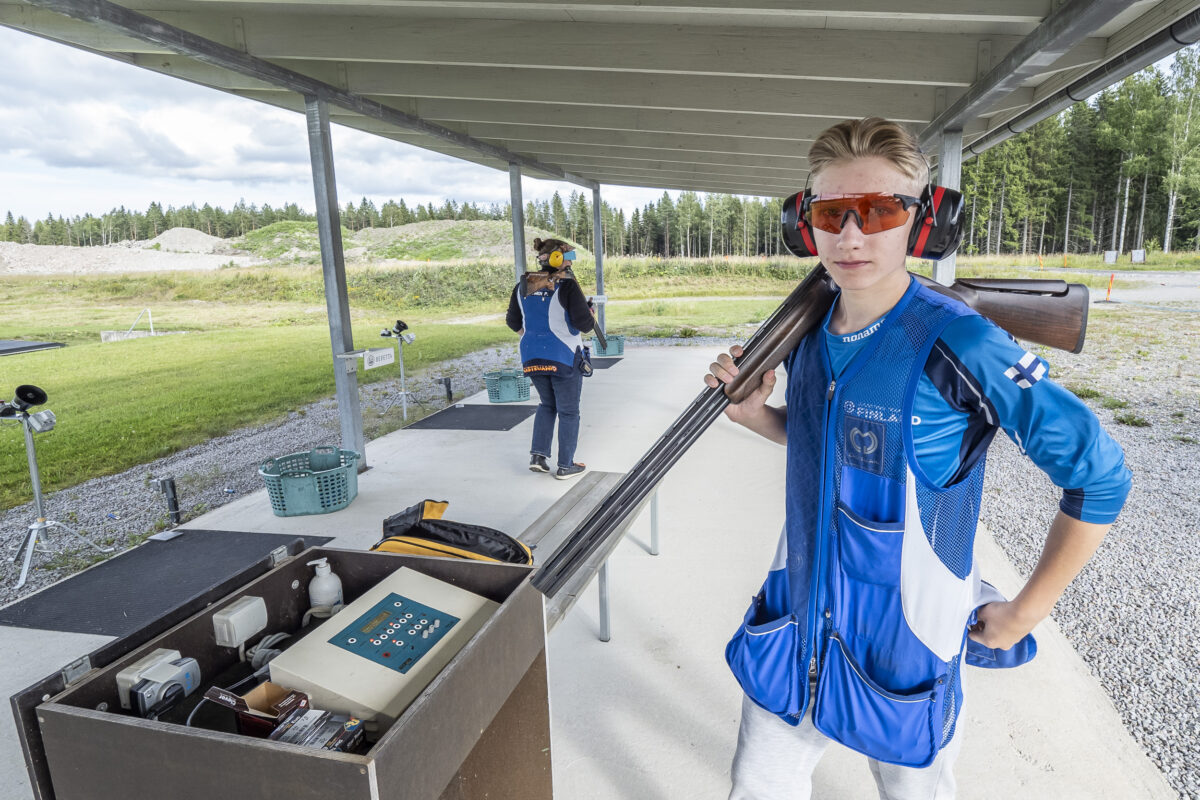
[726,277,990,768]
[516,278,583,377]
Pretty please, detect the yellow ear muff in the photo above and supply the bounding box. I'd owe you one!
[548,250,564,268]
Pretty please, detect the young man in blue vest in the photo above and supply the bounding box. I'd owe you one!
[507,236,595,480]
[706,118,1131,799]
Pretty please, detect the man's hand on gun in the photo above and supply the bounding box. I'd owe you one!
[704,344,777,426]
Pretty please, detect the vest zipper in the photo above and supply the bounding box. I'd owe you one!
[805,376,838,718]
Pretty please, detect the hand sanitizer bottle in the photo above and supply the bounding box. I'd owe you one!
[307,558,343,609]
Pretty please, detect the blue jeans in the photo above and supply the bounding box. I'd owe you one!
[529,370,583,469]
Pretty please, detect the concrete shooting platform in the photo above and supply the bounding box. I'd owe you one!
[1,344,1174,799]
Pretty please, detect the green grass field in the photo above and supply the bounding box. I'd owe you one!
[0,239,1185,510]
[0,316,510,508]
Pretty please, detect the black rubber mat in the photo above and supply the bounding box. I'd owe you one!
[407,404,536,431]
[0,530,329,636]
[0,340,64,356]
[592,357,622,369]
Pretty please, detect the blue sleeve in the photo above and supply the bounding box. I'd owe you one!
[936,314,1132,524]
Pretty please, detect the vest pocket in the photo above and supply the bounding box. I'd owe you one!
[813,633,946,768]
[836,505,904,585]
[725,601,804,718]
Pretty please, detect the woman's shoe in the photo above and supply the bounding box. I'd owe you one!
[555,462,587,480]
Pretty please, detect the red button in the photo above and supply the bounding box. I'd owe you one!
[383,652,391,657]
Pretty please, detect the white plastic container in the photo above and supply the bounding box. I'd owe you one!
[307,558,343,609]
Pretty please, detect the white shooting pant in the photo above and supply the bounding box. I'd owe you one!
[728,693,962,800]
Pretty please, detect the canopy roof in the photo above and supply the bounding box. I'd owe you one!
[5,0,1200,196]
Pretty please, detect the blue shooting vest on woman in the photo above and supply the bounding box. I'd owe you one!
[726,277,988,768]
[516,278,584,377]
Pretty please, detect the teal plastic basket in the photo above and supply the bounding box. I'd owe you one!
[592,334,624,356]
[259,446,360,517]
[484,368,531,403]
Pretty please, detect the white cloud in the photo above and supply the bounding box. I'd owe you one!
[0,26,685,223]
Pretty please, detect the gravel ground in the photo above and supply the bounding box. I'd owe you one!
[979,306,1200,800]
[0,306,1196,796]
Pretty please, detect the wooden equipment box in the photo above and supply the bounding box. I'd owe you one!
[19,547,550,800]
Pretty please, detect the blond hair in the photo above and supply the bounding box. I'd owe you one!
[808,117,928,188]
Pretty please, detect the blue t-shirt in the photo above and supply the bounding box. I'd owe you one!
[822,307,1130,524]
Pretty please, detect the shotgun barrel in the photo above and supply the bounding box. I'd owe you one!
[591,320,609,352]
[531,266,838,597]
[530,267,1090,597]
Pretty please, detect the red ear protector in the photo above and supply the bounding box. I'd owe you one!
[780,185,965,261]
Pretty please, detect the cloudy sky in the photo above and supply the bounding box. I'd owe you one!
[0,25,679,223]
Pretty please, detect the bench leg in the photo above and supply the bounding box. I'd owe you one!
[598,561,611,642]
[650,491,660,556]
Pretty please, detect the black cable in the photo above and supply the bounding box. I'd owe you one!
[184,665,267,727]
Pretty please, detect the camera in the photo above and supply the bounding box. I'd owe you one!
[116,648,202,719]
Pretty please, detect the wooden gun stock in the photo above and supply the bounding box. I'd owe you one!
[914,275,1089,354]
[724,270,1089,403]
[532,265,1090,597]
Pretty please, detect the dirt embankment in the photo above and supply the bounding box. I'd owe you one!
[0,228,262,275]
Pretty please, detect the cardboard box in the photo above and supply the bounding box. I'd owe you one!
[269,708,364,752]
[203,681,308,737]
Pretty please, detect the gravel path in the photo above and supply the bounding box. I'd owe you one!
[979,305,1200,800]
[0,310,1196,797]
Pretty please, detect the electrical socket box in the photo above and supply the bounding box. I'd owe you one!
[213,595,268,648]
[115,648,180,710]
[269,567,499,732]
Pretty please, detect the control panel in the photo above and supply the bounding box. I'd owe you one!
[328,593,459,674]
[269,567,499,732]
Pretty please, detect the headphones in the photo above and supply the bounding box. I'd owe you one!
[780,184,965,261]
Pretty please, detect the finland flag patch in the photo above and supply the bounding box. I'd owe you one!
[1004,351,1047,389]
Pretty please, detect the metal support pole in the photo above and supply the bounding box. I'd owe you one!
[592,185,606,332]
[650,491,660,556]
[157,477,182,525]
[935,128,963,287]
[598,561,611,642]
[510,164,526,282]
[24,421,46,522]
[397,338,408,422]
[305,94,365,467]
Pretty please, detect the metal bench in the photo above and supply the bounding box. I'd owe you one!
[519,471,659,641]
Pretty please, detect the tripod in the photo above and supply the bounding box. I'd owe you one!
[4,404,112,590]
[379,321,422,421]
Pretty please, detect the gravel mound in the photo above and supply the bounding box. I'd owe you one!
[0,239,261,274]
[141,227,228,254]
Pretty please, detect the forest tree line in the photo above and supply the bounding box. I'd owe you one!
[6,47,1200,258]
